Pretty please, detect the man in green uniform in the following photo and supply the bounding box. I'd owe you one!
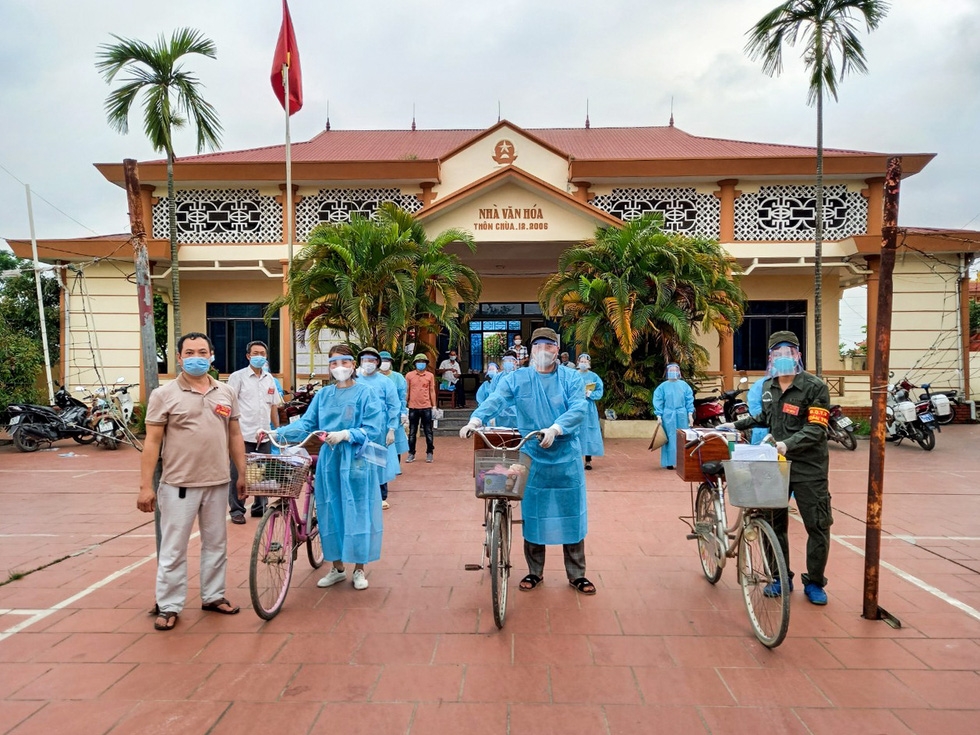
[723,330,832,605]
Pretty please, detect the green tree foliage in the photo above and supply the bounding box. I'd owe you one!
[746,0,889,377]
[269,204,481,357]
[0,251,60,364]
[969,297,979,335]
[0,300,46,410]
[97,28,223,358]
[539,214,746,418]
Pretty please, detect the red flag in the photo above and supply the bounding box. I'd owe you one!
[271,0,303,114]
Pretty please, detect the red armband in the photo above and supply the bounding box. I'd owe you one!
[807,407,829,427]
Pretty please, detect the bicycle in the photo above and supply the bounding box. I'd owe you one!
[245,431,325,620]
[681,430,791,648]
[470,429,540,629]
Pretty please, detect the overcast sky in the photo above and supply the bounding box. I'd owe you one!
[1,0,977,345]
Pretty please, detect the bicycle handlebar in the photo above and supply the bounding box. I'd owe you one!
[473,428,543,451]
[257,429,326,449]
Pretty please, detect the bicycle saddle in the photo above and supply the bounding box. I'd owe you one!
[701,461,725,478]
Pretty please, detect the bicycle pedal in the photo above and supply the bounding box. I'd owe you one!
[685,533,698,540]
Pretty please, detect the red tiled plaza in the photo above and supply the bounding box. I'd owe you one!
[1,427,979,734]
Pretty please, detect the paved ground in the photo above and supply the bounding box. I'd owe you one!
[0,425,978,734]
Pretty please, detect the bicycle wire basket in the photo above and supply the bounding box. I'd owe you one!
[721,459,791,509]
[245,452,311,498]
[474,447,531,500]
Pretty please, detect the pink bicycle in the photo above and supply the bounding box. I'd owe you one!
[246,431,325,619]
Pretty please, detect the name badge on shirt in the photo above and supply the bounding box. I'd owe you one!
[214,404,232,418]
[782,403,800,416]
[268,387,275,395]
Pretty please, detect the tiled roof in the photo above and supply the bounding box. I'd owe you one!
[161,124,880,165]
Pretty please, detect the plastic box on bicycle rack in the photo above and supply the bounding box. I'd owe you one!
[244,452,311,497]
[722,460,791,508]
[474,450,531,500]
[675,430,731,483]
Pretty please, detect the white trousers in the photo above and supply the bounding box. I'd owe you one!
[156,482,229,613]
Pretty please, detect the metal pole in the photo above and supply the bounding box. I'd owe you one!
[863,155,902,622]
[25,184,55,405]
[123,159,160,398]
[283,62,297,392]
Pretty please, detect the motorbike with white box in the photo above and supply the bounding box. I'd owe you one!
[885,380,937,451]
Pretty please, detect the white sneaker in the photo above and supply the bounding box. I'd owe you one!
[382,500,390,510]
[317,568,346,588]
[352,569,369,590]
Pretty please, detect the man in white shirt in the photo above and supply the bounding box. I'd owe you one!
[438,349,465,408]
[512,335,528,368]
[226,341,283,524]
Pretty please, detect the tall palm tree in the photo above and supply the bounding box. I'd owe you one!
[97,28,223,361]
[746,1,888,377]
[540,214,745,417]
[269,204,481,356]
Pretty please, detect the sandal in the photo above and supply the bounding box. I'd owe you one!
[153,610,178,631]
[519,574,542,591]
[201,597,240,615]
[569,577,597,595]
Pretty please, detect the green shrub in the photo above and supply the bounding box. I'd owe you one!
[853,418,871,436]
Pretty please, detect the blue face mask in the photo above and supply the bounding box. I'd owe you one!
[249,355,267,369]
[502,359,516,372]
[415,362,427,371]
[667,369,680,381]
[773,356,797,376]
[182,356,211,376]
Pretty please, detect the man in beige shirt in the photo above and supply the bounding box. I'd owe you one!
[405,353,437,462]
[138,332,246,631]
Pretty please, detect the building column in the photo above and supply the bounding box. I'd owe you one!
[719,328,734,390]
[573,182,592,203]
[863,177,885,237]
[420,182,436,207]
[140,185,156,240]
[960,258,972,400]
[715,179,740,242]
[279,258,293,392]
[865,255,881,387]
[278,184,301,244]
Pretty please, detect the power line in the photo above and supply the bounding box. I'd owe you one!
[0,160,101,236]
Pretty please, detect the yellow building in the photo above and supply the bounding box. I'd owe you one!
[7,120,979,404]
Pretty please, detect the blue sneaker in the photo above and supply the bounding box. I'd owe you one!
[763,578,793,597]
[804,582,828,605]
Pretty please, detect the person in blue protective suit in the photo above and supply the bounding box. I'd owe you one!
[267,344,385,591]
[652,363,695,469]
[747,375,770,445]
[459,327,597,595]
[378,351,410,459]
[476,350,519,427]
[356,347,401,511]
[476,362,499,405]
[575,354,604,470]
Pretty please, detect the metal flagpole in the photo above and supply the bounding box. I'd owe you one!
[25,184,55,405]
[283,61,297,392]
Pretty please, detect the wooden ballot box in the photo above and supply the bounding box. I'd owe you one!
[675,430,731,483]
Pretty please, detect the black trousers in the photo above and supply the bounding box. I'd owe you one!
[408,408,434,454]
[764,478,833,588]
[523,538,587,582]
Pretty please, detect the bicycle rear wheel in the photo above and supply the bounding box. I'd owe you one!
[490,503,510,629]
[738,517,790,648]
[306,494,324,568]
[249,506,295,620]
[694,483,724,584]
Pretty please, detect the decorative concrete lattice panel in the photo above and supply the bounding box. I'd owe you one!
[295,189,423,241]
[590,187,720,237]
[152,189,283,243]
[734,185,868,241]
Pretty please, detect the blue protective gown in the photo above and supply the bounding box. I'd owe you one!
[476,370,519,428]
[357,371,402,482]
[277,383,385,564]
[471,366,588,545]
[575,369,605,457]
[652,379,695,468]
[382,370,409,454]
[747,377,769,445]
[476,377,494,404]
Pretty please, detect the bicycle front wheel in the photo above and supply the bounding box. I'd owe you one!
[738,516,790,648]
[694,483,724,584]
[249,506,295,620]
[489,503,510,629]
[306,494,324,568]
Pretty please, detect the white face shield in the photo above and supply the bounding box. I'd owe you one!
[530,341,559,371]
[767,344,803,377]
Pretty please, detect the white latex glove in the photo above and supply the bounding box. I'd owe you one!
[324,429,350,446]
[459,417,482,439]
[400,414,409,428]
[585,389,593,398]
[386,428,395,446]
[716,422,736,432]
[688,414,694,426]
[538,423,562,449]
[775,441,787,456]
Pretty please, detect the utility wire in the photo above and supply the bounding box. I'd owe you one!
[0,160,101,236]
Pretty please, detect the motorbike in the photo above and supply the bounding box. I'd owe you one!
[278,376,319,424]
[721,377,750,422]
[915,382,957,426]
[7,385,96,452]
[827,404,857,450]
[693,377,749,428]
[77,379,138,450]
[885,380,937,451]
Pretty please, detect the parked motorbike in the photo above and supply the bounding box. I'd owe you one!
[78,386,121,451]
[278,376,319,424]
[692,387,724,427]
[885,380,937,451]
[915,382,957,425]
[827,404,857,450]
[7,385,95,452]
[722,377,750,422]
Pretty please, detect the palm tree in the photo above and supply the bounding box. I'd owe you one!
[746,0,888,377]
[97,29,223,361]
[269,204,482,356]
[540,214,745,417]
